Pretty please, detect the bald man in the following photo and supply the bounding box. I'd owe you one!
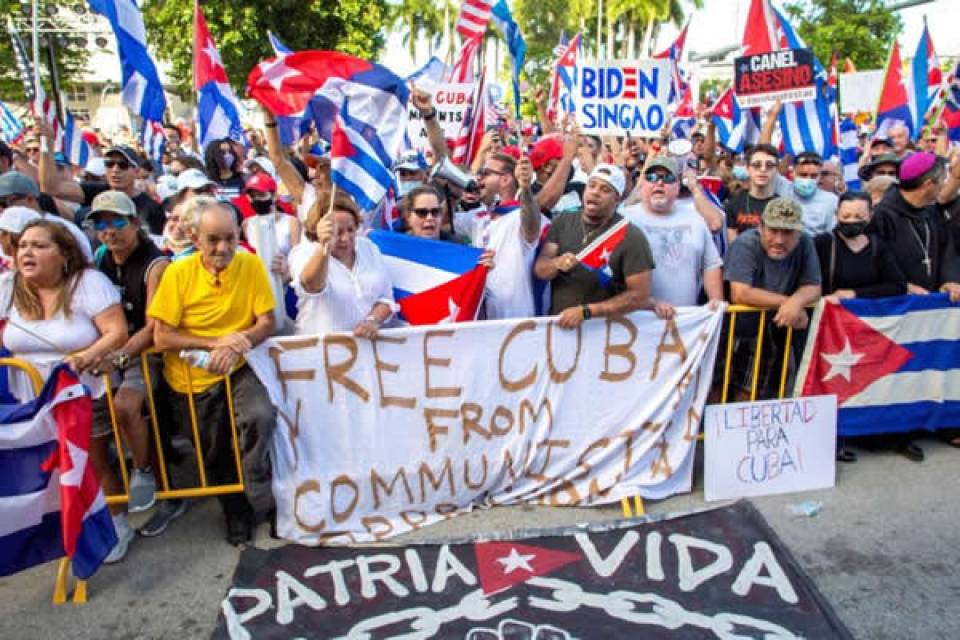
[148,199,277,545]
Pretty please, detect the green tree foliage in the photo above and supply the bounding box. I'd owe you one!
[0,1,89,103]
[142,0,389,97]
[513,0,584,90]
[784,0,902,70]
[388,0,454,59]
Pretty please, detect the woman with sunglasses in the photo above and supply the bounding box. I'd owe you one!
[0,219,130,560]
[288,189,396,337]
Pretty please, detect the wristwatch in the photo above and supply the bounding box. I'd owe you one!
[111,351,131,371]
[581,304,592,320]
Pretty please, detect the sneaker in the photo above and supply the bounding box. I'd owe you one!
[138,499,188,538]
[128,468,157,513]
[104,515,135,564]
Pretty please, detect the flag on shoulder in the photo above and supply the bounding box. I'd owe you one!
[577,218,630,288]
[0,366,116,579]
[796,295,960,437]
[368,230,488,325]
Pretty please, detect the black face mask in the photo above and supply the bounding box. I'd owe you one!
[251,198,273,215]
[836,221,867,238]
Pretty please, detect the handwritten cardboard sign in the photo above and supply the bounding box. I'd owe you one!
[704,395,837,502]
[734,48,817,109]
[574,59,672,136]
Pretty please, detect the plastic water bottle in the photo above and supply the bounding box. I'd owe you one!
[180,349,210,370]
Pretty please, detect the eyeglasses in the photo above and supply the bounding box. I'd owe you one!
[104,159,133,171]
[93,217,132,231]
[478,167,506,177]
[412,207,442,218]
[644,171,678,185]
[750,161,777,170]
[25,147,40,154]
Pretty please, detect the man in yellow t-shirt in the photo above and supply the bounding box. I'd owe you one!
[148,198,276,545]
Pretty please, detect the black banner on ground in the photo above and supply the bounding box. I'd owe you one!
[214,500,852,639]
[734,48,817,109]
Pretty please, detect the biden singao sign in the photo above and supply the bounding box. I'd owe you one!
[574,59,672,136]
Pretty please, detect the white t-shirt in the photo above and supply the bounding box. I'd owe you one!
[288,236,395,335]
[621,202,723,306]
[0,269,120,400]
[481,209,549,320]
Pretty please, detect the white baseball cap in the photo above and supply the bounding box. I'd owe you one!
[84,157,107,178]
[244,156,277,181]
[588,163,626,196]
[176,168,215,193]
[0,206,40,233]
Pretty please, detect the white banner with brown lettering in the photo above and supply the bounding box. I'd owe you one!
[246,307,724,545]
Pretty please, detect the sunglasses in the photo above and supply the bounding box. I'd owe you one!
[93,217,132,231]
[644,171,678,185]
[104,159,133,170]
[750,161,777,170]
[412,207,442,218]
[873,170,897,177]
[478,168,506,177]
[25,147,40,154]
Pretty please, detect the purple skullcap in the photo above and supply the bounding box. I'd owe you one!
[898,152,944,183]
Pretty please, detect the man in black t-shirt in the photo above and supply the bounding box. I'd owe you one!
[725,144,780,244]
[534,164,656,328]
[39,143,166,235]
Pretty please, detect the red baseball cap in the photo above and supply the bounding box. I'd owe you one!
[244,172,277,193]
[529,134,563,170]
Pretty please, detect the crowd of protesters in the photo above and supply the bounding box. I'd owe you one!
[1,84,960,563]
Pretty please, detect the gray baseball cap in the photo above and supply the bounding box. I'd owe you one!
[88,190,137,218]
[0,171,40,198]
[644,157,680,179]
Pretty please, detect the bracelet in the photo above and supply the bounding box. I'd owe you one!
[422,108,437,121]
[365,315,382,326]
[581,304,592,320]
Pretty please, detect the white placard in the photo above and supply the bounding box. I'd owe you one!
[574,59,672,136]
[839,70,884,114]
[406,82,475,153]
[704,395,837,502]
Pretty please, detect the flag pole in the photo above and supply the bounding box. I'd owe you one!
[31,0,40,141]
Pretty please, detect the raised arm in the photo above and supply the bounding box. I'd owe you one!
[260,106,306,203]
[410,85,448,164]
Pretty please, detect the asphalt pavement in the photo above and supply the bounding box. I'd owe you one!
[2,436,959,640]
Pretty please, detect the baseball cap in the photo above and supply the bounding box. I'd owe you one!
[898,151,945,185]
[761,197,804,231]
[244,156,277,180]
[84,157,107,178]
[88,190,137,218]
[795,151,823,166]
[529,134,563,170]
[0,206,40,233]
[395,150,427,172]
[644,157,680,179]
[176,168,215,193]
[244,171,277,193]
[0,171,40,198]
[588,163,627,196]
[104,145,141,167]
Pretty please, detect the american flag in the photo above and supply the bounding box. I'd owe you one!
[7,20,60,147]
[456,0,494,42]
[451,68,487,166]
[447,37,481,84]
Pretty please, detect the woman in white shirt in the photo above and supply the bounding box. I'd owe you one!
[0,220,129,560]
[287,190,395,337]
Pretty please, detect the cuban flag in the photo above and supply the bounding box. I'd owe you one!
[875,41,915,139]
[654,18,691,105]
[368,230,488,325]
[248,50,409,211]
[61,110,92,168]
[941,63,960,143]
[88,0,167,123]
[710,88,759,153]
[141,120,166,166]
[797,295,960,437]
[0,366,116,579]
[194,2,245,150]
[671,83,697,139]
[548,33,581,123]
[407,57,449,85]
[0,100,24,144]
[490,0,526,120]
[911,23,942,136]
[577,218,630,288]
[838,117,861,191]
[267,31,292,56]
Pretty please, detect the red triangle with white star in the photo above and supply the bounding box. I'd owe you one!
[801,302,913,404]
[473,542,581,595]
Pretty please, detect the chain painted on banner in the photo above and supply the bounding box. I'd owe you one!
[332,589,519,640]
[525,577,804,640]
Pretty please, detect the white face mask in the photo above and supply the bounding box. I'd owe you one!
[793,177,818,199]
[397,180,422,197]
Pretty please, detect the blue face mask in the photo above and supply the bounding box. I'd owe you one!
[397,180,422,197]
[732,166,749,181]
[793,177,818,199]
